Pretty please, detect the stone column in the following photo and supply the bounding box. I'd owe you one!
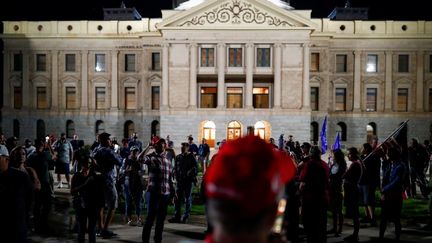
[81,50,88,110]
[111,50,119,110]
[246,43,254,109]
[22,51,30,108]
[189,43,198,108]
[162,44,169,108]
[51,50,59,109]
[3,51,10,108]
[217,43,225,108]
[274,43,282,109]
[416,50,424,112]
[353,50,361,111]
[385,51,393,111]
[302,43,310,110]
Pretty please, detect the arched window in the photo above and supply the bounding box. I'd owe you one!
[124,120,135,139]
[254,121,266,140]
[227,121,242,140]
[151,120,160,137]
[202,121,216,148]
[36,119,46,139]
[336,122,347,141]
[367,122,377,144]
[96,120,105,135]
[311,122,319,144]
[13,119,20,138]
[66,120,75,139]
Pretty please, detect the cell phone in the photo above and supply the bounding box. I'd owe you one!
[45,136,50,142]
[272,198,287,234]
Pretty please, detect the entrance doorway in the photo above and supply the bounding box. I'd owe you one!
[227,121,242,141]
[202,121,216,148]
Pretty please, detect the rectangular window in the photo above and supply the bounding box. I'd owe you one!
[310,87,319,111]
[151,86,160,110]
[310,53,320,72]
[14,86,22,109]
[36,54,46,72]
[36,87,48,109]
[366,54,378,73]
[398,54,409,73]
[125,54,136,72]
[151,52,161,70]
[397,88,408,111]
[125,87,136,110]
[65,54,76,72]
[227,87,243,108]
[66,87,77,109]
[228,48,242,67]
[336,54,347,73]
[335,88,346,111]
[95,87,106,110]
[429,55,432,73]
[253,87,270,108]
[200,87,217,108]
[13,53,23,71]
[200,48,215,67]
[429,88,432,112]
[95,54,106,72]
[366,88,377,111]
[256,48,271,67]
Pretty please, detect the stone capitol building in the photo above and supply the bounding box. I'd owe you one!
[1,0,432,149]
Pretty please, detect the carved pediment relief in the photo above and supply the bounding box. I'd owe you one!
[60,75,80,84]
[331,77,350,85]
[91,76,110,84]
[31,75,50,85]
[149,74,162,82]
[121,76,140,85]
[158,0,315,29]
[310,75,324,84]
[394,77,413,84]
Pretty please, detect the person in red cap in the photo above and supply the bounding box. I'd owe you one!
[204,135,296,243]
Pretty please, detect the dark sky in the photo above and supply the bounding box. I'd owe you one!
[0,0,430,21]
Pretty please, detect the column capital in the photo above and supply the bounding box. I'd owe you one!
[80,50,89,55]
[385,51,393,56]
[162,43,170,48]
[245,43,254,49]
[51,50,59,55]
[354,50,361,56]
[189,43,198,49]
[301,43,310,48]
[217,43,226,48]
[274,43,283,49]
[111,50,119,55]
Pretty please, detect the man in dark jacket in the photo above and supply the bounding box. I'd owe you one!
[169,142,198,223]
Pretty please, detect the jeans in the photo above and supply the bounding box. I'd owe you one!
[76,207,98,243]
[142,191,169,243]
[124,181,144,217]
[173,181,194,220]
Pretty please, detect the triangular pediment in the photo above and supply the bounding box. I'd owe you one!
[158,0,316,30]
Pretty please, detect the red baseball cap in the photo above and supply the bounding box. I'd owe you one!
[205,135,296,216]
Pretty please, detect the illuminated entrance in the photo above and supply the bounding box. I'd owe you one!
[227,121,242,141]
[201,121,216,148]
[254,121,271,141]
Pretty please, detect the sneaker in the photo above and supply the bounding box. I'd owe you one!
[57,183,63,189]
[168,217,181,223]
[100,229,117,239]
[180,217,188,224]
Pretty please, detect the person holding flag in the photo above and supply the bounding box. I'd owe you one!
[320,116,328,155]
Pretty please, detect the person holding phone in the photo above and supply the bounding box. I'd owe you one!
[203,135,296,243]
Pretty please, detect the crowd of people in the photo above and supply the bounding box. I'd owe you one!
[0,130,432,243]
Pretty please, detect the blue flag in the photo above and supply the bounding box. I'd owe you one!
[320,116,328,154]
[332,132,341,150]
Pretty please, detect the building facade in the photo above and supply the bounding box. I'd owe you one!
[1,0,432,149]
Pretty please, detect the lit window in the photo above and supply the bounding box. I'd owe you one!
[200,48,215,67]
[125,54,136,72]
[95,54,106,72]
[125,87,136,110]
[335,88,346,111]
[310,87,319,111]
[200,87,217,108]
[228,48,242,67]
[366,88,377,111]
[227,121,242,140]
[366,54,378,73]
[14,86,22,109]
[253,87,270,109]
[37,87,48,109]
[36,54,46,72]
[256,48,270,67]
[95,87,106,109]
[151,86,160,110]
[397,88,408,111]
[310,53,320,72]
[227,87,243,108]
[66,87,77,109]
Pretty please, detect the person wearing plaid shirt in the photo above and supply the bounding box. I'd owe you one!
[139,137,175,243]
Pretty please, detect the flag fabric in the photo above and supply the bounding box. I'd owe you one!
[320,116,328,154]
[332,132,341,150]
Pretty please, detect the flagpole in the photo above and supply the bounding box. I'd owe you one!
[361,119,409,162]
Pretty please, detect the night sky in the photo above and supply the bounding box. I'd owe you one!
[0,0,430,21]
